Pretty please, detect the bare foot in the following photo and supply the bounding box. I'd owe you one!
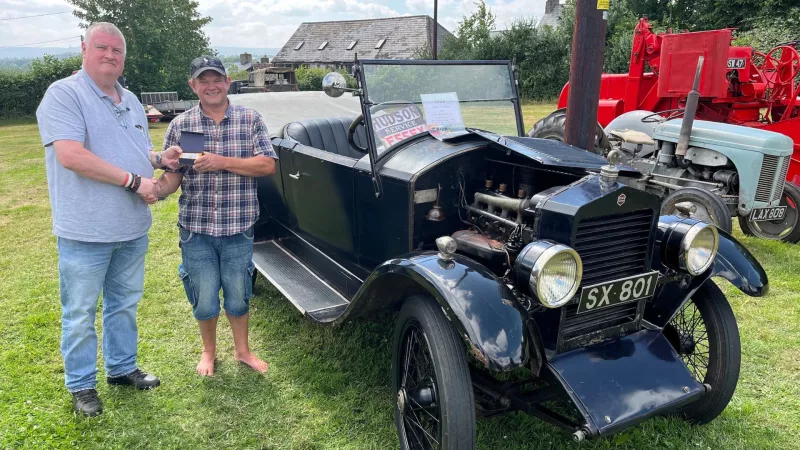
[234,351,269,373]
[196,351,215,377]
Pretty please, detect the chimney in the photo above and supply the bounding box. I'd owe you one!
[261,56,270,64]
[240,52,252,65]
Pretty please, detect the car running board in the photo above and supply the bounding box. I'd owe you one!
[253,240,350,323]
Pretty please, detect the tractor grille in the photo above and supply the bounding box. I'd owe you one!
[559,209,654,347]
[773,157,790,203]
[756,155,786,203]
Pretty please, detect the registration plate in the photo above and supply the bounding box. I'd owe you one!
[577,271,658,314]
[749,206,787,222]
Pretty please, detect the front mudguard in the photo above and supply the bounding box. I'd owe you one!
[346,252,530,372]
[646,216,768,327]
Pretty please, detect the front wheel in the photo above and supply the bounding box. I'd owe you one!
[739,181,800,243]
[392,296,476,450]
[664,281,741,424]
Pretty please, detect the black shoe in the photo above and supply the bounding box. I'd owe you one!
[107,368,161,390]
[72,389,103,417]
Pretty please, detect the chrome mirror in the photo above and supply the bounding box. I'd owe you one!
[322,72,348,98]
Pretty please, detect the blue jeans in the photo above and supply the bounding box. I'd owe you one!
[178,226,255,321]
[57,235,148,392]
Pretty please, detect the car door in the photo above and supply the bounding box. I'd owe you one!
[284,145,359,257]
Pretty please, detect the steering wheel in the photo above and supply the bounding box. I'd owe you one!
[348,114,367,153]
[760,45,800,86]
[348,102,426,153]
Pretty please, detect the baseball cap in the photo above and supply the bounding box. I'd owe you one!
[190,55,227,79]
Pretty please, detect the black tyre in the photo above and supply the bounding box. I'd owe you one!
[528,108,611,156]
[661,187,733,234]
[392,296,475,450]
[739,181,800,243]
[664,281,741,424]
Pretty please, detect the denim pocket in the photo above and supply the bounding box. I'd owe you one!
[244,260,256,300]
[179,226,193,245]
[178,264,198,307]
[242,226,254,240]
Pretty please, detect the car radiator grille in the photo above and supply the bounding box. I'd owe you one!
[560,209,653,344]
[756,155,788,203]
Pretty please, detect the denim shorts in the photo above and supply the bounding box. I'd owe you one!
[178,226,256,320]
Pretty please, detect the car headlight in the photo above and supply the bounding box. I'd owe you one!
[679,222,719,275]
[515,241,583,308]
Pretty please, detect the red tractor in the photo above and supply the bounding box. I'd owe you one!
[535,17,799,174]
[532,18,800,241]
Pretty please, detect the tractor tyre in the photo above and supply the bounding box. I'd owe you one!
[528,108,611,156]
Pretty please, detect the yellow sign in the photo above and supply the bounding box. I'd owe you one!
[597,0,610,10]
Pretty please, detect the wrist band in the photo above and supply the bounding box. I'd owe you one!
[155,152,163,167]
[125,174,142,192]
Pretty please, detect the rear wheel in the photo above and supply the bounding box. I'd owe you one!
[528,108,610,155]
[664,281,740,424]
[392,296,475,450]
[739,181,800,243]
[661,187,733,234]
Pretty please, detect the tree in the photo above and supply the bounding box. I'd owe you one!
[68,0,213,99]
[439,1,496,60]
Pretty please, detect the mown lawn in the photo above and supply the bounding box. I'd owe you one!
[1,107,799,449]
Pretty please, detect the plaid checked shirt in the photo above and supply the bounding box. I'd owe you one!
[163,103,277,237]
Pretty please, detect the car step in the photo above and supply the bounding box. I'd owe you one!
[253,240,349,323]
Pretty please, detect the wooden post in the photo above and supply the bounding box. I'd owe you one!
[432,0,438,60]
[564,0,608,150]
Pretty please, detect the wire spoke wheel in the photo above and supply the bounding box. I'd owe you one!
[393,296,475,450]
[664,282,740,424]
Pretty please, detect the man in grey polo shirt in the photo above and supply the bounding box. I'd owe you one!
[36,22,180,417]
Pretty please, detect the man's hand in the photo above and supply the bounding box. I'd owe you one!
[160,146,182,170]
[193,152,228,173]
[137,177,159,204]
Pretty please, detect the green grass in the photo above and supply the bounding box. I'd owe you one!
[1,113,799,449]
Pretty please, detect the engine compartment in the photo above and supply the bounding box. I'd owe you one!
[411,145,586,277]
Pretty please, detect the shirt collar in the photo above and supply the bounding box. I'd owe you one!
[78,69,124,103]
[198,100,233,121]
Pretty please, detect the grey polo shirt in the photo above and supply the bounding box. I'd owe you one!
[36,69,155,242]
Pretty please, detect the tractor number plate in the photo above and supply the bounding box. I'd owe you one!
[749,206,787,222]
[727,58,746,69]
[577,271,658,314]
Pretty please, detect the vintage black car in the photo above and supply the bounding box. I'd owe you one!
[252,60,768,448]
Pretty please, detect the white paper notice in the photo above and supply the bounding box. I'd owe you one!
[420,92,467,139]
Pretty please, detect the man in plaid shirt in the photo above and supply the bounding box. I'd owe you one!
[156,55,277,376]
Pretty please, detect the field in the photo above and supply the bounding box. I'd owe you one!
[1,104,799,449]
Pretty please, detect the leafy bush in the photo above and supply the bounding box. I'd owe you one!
[295,66,356,91]
[0,55,82,118]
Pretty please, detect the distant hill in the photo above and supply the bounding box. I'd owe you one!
[0,46,279,60]
[0,47,80,59]
[214,47,280,58]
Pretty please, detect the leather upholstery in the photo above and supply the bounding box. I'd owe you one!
[283,117,368,159]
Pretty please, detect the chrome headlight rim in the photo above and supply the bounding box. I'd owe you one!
[679,222,719,275]
[529,244,583,308]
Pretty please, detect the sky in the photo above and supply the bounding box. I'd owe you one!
[0,0,548,50]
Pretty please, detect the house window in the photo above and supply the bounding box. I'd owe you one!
[375,38,386,49]
[294,41,304,50]
[318,41,328,50]
[347,40,357,50]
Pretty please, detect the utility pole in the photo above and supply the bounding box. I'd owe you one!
[432,0,438,60]
[564,0,609,150]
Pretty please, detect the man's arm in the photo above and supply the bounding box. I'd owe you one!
[155,171,184,197]
[193,153,275,177]
[53,140,158,202]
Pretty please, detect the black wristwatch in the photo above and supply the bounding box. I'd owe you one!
[155,151,163,167]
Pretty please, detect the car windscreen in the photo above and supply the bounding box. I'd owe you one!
[361,62,521,156]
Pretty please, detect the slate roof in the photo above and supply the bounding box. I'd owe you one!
[272,15,453,64]
[540,0,564,28]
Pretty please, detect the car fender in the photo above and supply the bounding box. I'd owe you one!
[345,252,531,372]
[712,228,769,297]
[645,216,768,327]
